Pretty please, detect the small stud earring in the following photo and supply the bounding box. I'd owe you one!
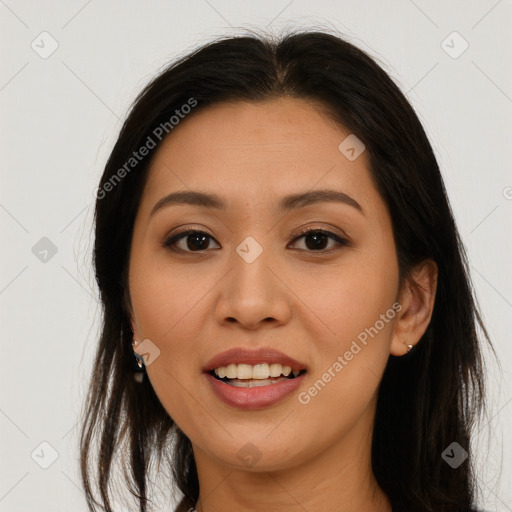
[407,344,413,353]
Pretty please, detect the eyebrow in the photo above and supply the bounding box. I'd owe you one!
[150,189,364,217]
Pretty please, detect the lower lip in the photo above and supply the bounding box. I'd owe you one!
[204,372,306,410]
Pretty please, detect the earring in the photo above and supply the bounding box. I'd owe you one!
[407,344,413,353]
[132,339,145,383]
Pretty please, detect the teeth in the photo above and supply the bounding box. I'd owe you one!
[228,378,288,388]
[213,363,300,380]
[269,363,282,377]
[225,363,237,379]
[236,364,254,380]
[252,363,270,379]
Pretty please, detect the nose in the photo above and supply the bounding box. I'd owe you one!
[214,244,292,330]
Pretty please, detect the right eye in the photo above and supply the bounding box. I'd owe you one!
[163,229,220,253]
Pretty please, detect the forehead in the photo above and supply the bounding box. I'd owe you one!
[139,97,378,214]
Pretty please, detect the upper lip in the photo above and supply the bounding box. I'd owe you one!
[203,347,308,373]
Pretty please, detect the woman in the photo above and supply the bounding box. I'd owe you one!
[80,29,495,511]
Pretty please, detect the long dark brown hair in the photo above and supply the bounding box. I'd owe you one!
[80,28,497,512]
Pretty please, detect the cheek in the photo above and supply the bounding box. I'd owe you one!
[294,251,399,344]
[339,234,399,341]
[291,253,398,427]
[129,251,215,341]
[292,266,397,445]
[129,260,208,427]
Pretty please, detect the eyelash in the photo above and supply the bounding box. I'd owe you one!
[162,227,349,254]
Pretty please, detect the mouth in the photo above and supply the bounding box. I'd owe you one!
[204,362,308,409]
[208,364,307,388]
[202,348,308,406]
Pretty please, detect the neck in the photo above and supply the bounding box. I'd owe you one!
[194,465,391,512]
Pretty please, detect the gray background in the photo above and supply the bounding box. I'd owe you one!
[0,0,511,510]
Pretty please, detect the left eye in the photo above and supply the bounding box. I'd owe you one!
[289,228,349,252]
[163,228,348,253]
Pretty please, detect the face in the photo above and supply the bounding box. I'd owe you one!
[128,97,402,473]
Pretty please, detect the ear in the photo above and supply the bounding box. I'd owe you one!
[128,312,143,353]
[130,315,141,342]
[124,287,141,343]
[390,259,438,356]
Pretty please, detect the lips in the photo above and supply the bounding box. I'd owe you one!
[203,347,308,373]
[204,370,306,409]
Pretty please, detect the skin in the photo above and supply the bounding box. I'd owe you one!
[128,97,438,512]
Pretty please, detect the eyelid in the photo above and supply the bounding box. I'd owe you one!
[288,226,349,252]
[162,225,350,253]
[290,225,349,243]
[162,227,219,252]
